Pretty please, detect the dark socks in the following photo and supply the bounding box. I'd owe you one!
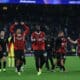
[17,61,23,72]
[3,61,6,69]
[23,58,26,65]
[60,65,65,71]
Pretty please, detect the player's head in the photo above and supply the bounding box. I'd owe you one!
[58,31,64,37]
[0,30,5,38]
[35,24,40,32]
[16,28,22,34]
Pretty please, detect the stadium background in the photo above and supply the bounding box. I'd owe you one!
[0,4,79,55]
[0,2,80,80]
[0,0,80,4]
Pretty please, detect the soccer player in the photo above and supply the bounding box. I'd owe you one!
[8,35,14,67]
[10,22,29,75]
[31,25,46,75]
[0,30,8,72]
[55,31,67,72]
[45,35,55,71]
[68,35,80,57]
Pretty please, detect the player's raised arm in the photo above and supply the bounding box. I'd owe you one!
[68,37,77,44]
[20,22,30,35]
[10,22,18,34]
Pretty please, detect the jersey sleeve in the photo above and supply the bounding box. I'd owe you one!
[10,24,16,34]
[42,32,45,37]
[31,32,36,42]
[40,32,46,40]
[23,24,30,35]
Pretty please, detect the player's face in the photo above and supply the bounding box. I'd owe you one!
[0,31,5,37]
[58,32,64,37]
[16,29,22,34]
[60,32,64,37]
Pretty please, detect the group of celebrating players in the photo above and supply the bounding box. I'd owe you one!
[0,22,80,76]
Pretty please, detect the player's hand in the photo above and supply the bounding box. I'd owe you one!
[67,37,70,40]
[24,49,27,53]
[14,22,18,25]
[20,22,25,25]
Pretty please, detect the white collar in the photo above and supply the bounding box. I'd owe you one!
[35,31,41,34]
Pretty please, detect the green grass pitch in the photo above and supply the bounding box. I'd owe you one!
[0,56,80,80]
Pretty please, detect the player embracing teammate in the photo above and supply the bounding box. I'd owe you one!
[9,22,29,75]
[55,31,67,72]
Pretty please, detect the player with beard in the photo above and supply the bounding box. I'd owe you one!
[0,30,8,72]
[10,22,29,75]
[55,31,67,72]
[31,25,46,76]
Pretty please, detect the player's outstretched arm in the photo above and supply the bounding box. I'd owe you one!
[68,37,77,44]
[10,22,18,34]
[20,22,30,35]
